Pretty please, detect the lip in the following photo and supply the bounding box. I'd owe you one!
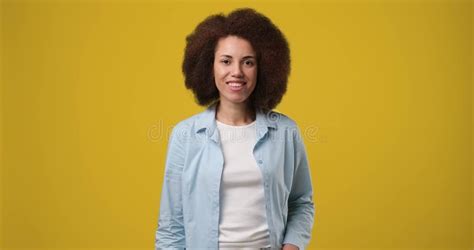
[226,80,246,91]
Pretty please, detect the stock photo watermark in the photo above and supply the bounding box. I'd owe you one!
[147,112,327,145]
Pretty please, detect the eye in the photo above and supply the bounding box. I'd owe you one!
[221,59,231,65]
[244,60,255,66]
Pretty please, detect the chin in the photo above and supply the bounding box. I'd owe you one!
[229,99,248,104]
[223,96,250,104]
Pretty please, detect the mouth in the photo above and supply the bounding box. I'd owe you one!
[226,81,247,91]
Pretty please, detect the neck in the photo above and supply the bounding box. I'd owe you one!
[215,99,255,126]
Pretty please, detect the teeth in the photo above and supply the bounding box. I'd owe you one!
[228,82,243,87]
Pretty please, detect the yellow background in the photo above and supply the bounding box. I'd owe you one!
[1,0,472,249]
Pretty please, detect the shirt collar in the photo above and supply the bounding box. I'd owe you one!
[194,102,278,142]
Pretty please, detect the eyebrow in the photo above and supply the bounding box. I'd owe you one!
[220,55,256,59]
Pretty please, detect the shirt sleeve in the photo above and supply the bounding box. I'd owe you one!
[155,126,186,249]
[282,126,315,250]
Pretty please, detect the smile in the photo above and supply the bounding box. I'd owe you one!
[226,81,246,91]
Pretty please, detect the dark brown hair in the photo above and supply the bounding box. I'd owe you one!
[182,8,290,111]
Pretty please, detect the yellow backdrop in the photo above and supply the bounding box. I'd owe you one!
[1,0,472,249]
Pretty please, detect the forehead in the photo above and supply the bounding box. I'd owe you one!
[215,36,256,56]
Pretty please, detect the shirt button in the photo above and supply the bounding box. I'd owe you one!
[258,160,263,164]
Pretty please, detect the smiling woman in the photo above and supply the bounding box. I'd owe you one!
[155,8,315,250]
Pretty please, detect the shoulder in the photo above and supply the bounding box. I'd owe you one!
[172,113,200,131]
[163,112,203,150]
[266,110,306,145]
[169,109,208,138]
[267,109,299,130]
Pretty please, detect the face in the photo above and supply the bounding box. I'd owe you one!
[213,35,257,106]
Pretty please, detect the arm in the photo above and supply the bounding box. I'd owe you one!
[155,126,186,249]
[282,126,315,250]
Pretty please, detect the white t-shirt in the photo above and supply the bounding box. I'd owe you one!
[216,120,271,249]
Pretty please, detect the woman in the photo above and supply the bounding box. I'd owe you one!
[155,8,315,250]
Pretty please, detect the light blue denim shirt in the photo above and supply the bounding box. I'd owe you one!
[155,103,315,249]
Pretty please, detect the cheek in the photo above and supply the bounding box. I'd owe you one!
[248,68,258,82]
[213,67,226,82]
[214,70,227,90]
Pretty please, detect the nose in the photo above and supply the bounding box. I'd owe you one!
[231,64,243,78]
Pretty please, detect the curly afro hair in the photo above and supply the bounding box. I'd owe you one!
[182,8,290,111]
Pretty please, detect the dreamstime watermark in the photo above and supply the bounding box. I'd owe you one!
[147,112,327,144]
[147,120,172,143]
